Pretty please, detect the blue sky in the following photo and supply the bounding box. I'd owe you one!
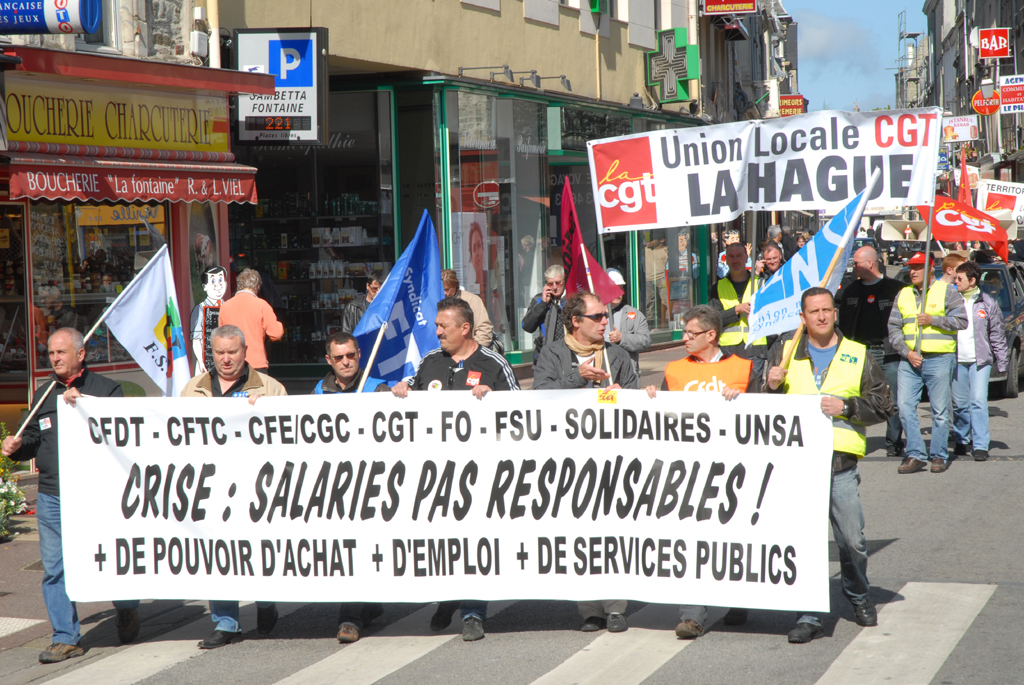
[783,0,927,112]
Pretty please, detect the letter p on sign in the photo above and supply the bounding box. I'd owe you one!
[268,39,314,87]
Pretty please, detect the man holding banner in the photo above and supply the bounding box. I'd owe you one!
[766,288,893,643]
[2,328,141,662]
[887,253,967,474]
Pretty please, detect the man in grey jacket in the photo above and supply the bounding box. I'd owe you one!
[951,261,1008,461]
[341,269,384,334]
[604,268,651,377]
[533,291,639,392]
[522,265,567,364]
[533,291,637,633]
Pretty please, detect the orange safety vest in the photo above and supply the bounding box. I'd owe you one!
[663,354,753,393]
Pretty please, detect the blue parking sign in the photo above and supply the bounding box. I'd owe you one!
[268,39,314,88]
[938,149,950,171]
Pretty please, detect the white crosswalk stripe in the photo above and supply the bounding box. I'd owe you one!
[815,581,996,685]
[529,605,727,685]
[6,583,998,685]
[0,617,45,639]
[42,602,304,685]
[271,601,515,685]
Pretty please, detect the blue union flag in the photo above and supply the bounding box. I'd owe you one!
[353,210,444,383]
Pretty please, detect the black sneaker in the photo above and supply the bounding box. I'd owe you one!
[38,642,85,663]
[607,613,628,633]
[462,616,485,641]
[973,449,989,462]
[953,443,969,457]
[430,601,460,632]
[581,616,607,632]
[116,608,140,644]
[787,622,824,644]
[886,444,904,458]
[257,604,278,635]
[854,599,878,627]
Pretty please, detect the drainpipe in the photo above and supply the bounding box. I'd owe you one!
[208,0,221,68]
[688,0,699,114]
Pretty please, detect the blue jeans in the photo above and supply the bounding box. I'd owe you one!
[797,466,870,626]
[461,600,487,621]
[209,601,275,633]
[898,354,955,462]
[953,362,992,451]
[37,493,138,645]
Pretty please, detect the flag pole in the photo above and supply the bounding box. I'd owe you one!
[578,241,615,385]
[11,246,171,441]
[915,202,939,354]
[357,322,389,392]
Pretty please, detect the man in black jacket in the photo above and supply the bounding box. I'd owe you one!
[392,296,519,641]
[521,265,567,364]
[341,269,384,334]
[2,328,139,663]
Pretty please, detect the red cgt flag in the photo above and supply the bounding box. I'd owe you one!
[918,194,1009,262]
[560,179,624,305]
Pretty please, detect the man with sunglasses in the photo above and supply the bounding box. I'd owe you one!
[312,332,389,642]
[391,296,519,641]
[643,305,757,639]
[522,265,567,364]
[342,269,385,335]
[533,291,638,634]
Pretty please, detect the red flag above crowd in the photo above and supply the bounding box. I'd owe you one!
[917,194,1009,262]
[560,180,623,305]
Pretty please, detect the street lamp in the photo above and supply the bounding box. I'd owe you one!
[514,71,541,88]
[537,75,572,92]
[981,77,995,99]
[458,65,514,82]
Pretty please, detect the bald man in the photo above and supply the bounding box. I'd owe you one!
[838,246,905,457]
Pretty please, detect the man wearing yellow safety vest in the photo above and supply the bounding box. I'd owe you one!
[765,287,893,644]
[712,242,769,382]
[887,252,967,475]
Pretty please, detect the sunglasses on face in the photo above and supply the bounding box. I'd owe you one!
[329,352,359,362]
[579,312,609,322]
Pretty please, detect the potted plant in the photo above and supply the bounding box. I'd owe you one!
[0,424,27,541]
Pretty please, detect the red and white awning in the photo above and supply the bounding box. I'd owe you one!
[4,153,258,204]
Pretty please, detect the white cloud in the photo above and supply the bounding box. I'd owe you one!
[793,8,882,75]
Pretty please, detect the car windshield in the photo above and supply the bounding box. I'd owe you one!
[979,270,1011,310]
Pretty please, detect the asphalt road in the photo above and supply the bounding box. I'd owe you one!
[2,338,1024,685]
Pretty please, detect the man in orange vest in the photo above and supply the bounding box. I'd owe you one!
[644,304,757,639]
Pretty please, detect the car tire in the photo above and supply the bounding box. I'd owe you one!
[1004,348,1019,399]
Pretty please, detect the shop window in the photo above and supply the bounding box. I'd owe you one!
[446,91,550,354]
[29,201,168,370]
[229,91,397,368]
[639,227,694,331]
[0,206,28,381]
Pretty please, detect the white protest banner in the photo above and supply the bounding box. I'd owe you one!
[59,391,833,612]
[586,108,941,233]
[977,178,1024,229]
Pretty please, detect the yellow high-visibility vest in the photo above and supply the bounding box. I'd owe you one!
[783,337,868,458]
[717,276,767,346]
[896,284,957,354]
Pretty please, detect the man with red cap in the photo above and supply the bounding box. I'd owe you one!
[887,252,967,474]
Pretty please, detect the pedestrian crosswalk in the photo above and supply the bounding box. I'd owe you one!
[0,582,998,685]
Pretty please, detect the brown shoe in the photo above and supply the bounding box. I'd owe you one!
[898,457,928,474]
[116,608,140,644]
[39,642,85,664]
[930,459,948,473]
[675,619,705,639]
[337,622,360,643]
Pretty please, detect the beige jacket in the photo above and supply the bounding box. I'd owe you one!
[459,288,494,348]
[181,364,288,397]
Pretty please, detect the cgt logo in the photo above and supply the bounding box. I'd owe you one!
[683,376,727,393]
[592,139,658,227]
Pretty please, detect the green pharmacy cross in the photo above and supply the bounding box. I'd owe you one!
[645,28,700,103]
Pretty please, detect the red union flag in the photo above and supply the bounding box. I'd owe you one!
[590,137,658,230]
[985,191,1017,213]
[917,195,1009,262]
[980,28,1011,59]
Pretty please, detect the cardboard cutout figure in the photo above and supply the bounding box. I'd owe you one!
[190,266,227,375]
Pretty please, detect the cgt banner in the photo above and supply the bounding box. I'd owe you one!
[587,108,942,233]
[59,391,833,612]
